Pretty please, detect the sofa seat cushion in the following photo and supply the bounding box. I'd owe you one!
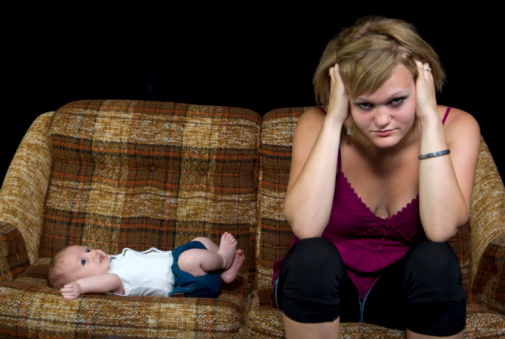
[243,285,505,338]
[0,258,246,338]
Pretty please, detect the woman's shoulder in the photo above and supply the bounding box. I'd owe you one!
[439,105,479,129]
[296,106,327,127]
[302,106,327,117]
[291,107,330,147]
[439,105,480,144]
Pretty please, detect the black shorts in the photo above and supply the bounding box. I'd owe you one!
[275,237,466,336]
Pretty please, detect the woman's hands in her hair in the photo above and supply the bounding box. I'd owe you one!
[327,65,349,124]
[415,60,439,123]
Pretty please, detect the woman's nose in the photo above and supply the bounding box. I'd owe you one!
[374,107,392,127]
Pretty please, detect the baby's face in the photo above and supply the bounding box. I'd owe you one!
[61,246,111,281]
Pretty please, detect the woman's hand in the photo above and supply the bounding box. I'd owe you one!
[415,60,439,123]
[60,282,82,301]
[327,65,349,124]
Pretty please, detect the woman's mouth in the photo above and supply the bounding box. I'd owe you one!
[374,129,394,137]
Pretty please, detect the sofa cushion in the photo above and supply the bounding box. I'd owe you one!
[1,257,246,337]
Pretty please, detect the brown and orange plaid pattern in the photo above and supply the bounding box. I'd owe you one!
[38,100,259,260]
[1,100,504,338]
[0,100,260,338]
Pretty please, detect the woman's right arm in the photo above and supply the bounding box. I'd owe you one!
[283,66,348,239]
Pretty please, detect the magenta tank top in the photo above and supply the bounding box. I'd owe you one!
[273,107,452,299]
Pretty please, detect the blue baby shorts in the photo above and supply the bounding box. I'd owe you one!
[169,240,222,298]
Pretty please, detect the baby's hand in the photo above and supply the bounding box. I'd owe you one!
[60,282,82,301]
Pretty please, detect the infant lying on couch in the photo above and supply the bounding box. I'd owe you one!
[48,232,245,300]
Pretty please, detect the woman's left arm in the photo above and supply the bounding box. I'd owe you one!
[416,61,481,242]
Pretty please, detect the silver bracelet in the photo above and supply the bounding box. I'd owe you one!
[418,149,450,160]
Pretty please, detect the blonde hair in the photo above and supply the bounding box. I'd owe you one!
[47,247,72,289]
[313,16,445,104]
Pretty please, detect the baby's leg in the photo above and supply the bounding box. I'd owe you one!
[194,234,245,283]
[215,232,237,270]
[193,233,237,269]
[192,236,219,252]
[178,233,237,277]
[221,249,245,283]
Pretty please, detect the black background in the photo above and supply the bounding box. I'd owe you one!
[3,6,503,182]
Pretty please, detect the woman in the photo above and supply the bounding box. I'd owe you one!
[274,16,480,338]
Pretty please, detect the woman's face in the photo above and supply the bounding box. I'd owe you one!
[350,64,417,149]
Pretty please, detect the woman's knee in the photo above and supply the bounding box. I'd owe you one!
[400,241,467,336]
[277,238,346,323]
[402,241,466,304]
[282,237,344,276]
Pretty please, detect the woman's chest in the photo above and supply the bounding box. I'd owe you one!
[340,146,420,220]
[329,170,422,241]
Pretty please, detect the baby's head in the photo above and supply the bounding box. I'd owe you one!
[48,245,111,288]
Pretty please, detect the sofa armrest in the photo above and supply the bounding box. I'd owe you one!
[0,222,30,282]
[469,138,505,312]
[0,112,54,264]
[472,234,505,313]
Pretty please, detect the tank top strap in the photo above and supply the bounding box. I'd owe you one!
[442,106,452,125]
[316,106,327,115]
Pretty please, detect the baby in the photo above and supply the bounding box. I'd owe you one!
[48,232,245,300]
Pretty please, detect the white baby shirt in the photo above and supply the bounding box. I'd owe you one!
[109,247,175,296]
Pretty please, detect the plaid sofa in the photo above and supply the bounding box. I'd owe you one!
[0,100,504,338]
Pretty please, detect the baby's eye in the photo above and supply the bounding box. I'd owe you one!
[86,248,91,253]
[81,259,87,266]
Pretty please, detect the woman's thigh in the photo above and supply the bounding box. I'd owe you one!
[363,241,466,334]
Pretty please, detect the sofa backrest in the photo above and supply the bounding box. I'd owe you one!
[38,99,261,276]
[255,107,306,285]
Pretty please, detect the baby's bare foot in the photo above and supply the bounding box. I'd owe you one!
[221,249,245,283]
[218,232,237,270]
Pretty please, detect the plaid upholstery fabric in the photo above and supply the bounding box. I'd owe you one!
[1,101,504,338]
[242,107,505,338]
[0,222,30,281]
[0,112,53,265]
[39,100,260,260]
[470,139,505,313]
[0,100,260,338]
[253,107,306,285]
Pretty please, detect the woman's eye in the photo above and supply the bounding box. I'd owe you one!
[391,97,405,105]
[81,259,86,266]
[357,103,371,109]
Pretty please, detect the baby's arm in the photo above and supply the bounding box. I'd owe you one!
[60,273,124,300]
